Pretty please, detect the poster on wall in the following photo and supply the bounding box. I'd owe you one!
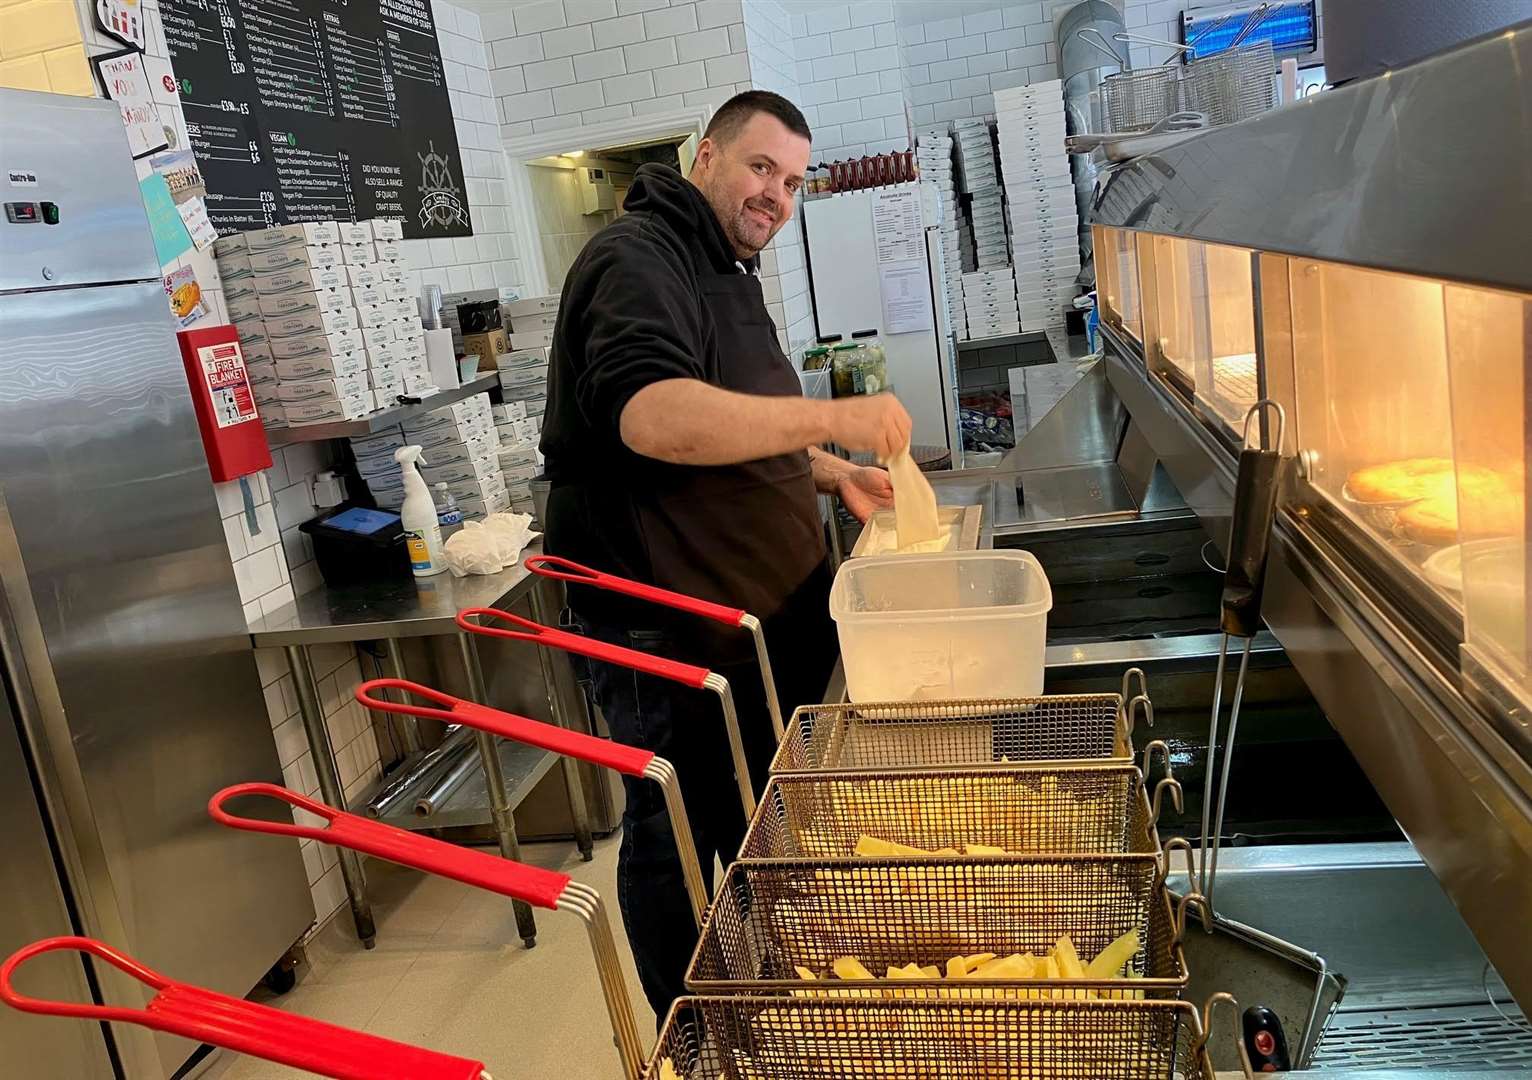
[163,266,207,327]
[92,48,170,159]
[158,0,472,239]
[95,0,148,50]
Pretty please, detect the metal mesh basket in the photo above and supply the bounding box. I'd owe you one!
[649,995,1220,1079]
[686,854,1188,999]
[1102,67,1182,132]
[740,763,1169,860]
[770,694,1135,774]
[1184,42,1275,126]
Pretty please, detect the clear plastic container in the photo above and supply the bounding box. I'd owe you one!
[830,550,1053,703]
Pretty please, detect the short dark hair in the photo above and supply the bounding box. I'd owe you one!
[702,90,812,146]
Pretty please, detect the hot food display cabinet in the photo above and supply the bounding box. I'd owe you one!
[1087,20,1532,1064]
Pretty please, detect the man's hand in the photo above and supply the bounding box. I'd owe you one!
[836,466,894,523]
[827,395,913,461]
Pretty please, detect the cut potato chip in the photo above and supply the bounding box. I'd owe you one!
[1084,929,1140,980]
[963,842,1008,856]
[833,956,876,980]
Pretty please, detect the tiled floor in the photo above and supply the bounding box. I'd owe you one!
[199,834,652,1080]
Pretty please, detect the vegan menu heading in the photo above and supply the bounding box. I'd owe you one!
[161,0,472,238]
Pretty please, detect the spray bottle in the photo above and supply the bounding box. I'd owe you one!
[394,445,446,577]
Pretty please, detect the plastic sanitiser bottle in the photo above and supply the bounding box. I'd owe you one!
[395,445,447,577]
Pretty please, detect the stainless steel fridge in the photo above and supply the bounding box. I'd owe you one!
[0,89,313,1078]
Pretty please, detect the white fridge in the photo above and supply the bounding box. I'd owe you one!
[802,183,962,459]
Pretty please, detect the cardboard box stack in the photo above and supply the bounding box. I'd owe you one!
[995,81,1080,331]
[347,393,505,520]
[962,266,1020,340]
[494,293,557,518]
[915,124,965,336]
[214,218,433,428]
[950,119,1020,340]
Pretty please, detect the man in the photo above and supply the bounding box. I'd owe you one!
[540,91,912,1015]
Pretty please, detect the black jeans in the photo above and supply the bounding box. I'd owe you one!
[569,565,837,1019]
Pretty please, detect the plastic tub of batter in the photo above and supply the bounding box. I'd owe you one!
[830,550,1052,702]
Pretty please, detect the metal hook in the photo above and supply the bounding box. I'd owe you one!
[1126,692,1154,734]
[1173,890,1211,943]
[1241,398,1287,453]
[1199,991,1256,1078]
[1140,738,1172,783]
[1157,836,1193,888]
[1120,666,1148,707]
[1149,776,1184,826]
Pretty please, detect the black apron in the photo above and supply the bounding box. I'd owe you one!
[549,269,829,665]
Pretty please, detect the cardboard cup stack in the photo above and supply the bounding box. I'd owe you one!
[214,218,434,428]
[495,293,558,519]
[995,81,1080,331]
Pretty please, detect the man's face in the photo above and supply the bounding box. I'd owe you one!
[690,112,811,260]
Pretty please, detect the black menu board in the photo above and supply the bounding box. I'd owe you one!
[161,0,472,238]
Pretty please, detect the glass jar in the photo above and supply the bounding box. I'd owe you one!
[802,345,830,371]
[851,330,888,394]
[831,343,867,397]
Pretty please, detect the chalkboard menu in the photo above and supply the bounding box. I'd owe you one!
[161,0,472,238]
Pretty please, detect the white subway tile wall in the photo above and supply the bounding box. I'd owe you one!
[254,642,383,921]
[899,2,1073,125]
[743,0,813,358]
[491,0,751,139]
[790,1,908,162]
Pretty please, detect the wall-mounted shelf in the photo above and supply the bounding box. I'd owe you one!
[265,373,499,447]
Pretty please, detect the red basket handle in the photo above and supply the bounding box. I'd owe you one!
[355,678,656,777]
[456,607,711,690]
[1,937,484,1080]
[525,554,747,627]
[209,783,570,909]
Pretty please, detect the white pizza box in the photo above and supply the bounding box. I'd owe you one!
[264,306,359,340]
[273,350,368,382]
[368,218,405,242]
[268,326,366,361]
[286,392,375,425]
[257,286,352,318]
[243,221,342,253]
[340,241,377,266]
[274,373,371,403]
[248,244,343,273]
[503,294,560,319]
[253,264,349,296]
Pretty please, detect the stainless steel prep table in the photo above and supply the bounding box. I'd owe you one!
[247,541,592,949]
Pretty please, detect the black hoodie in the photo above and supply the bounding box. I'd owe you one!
[540,163,826,653]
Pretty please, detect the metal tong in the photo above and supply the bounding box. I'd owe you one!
[1199,400,1286,919]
